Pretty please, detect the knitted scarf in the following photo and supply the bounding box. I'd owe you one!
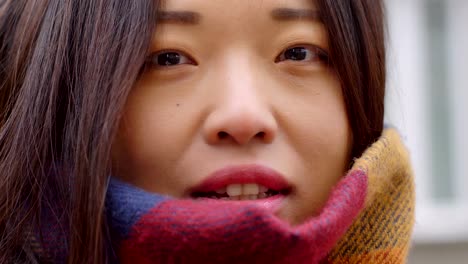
[35,128,415,263]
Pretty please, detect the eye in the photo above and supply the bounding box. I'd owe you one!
[146,50,195,68]
[276,45,328,63]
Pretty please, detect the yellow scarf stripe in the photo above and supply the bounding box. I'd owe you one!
[327,128,415,263]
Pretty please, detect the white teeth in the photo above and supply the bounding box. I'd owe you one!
[240,195,250,200]
[205,191,275,201]
[216,193,271,201]
[243,184,260,195]
[249,195,258,200]
[198,184,272,201]
[226,184,242,196]
[215,187,227,194]
[225,183,268,197]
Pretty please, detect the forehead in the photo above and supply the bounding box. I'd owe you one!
[160,0,317,12]
[157,0,321,28]
[154,0,326,52]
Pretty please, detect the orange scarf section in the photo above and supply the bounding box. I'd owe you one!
[327,128,416,263]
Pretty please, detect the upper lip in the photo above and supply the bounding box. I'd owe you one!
[187,164,292,195]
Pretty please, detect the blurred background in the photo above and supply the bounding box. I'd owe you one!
[385,0,468,263]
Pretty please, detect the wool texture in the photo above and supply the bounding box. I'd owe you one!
[33,128,415,263]
[325,128,415,263]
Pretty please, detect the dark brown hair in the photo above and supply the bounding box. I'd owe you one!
[0,0,385,262]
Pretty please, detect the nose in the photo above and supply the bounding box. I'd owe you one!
[203,105,277,145]
[202,59,278,146]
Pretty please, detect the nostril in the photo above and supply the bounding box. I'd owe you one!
[214,131,270,144]
[256,132,265,139]
[218,131,229,139]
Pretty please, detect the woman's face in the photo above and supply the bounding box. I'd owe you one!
[112,0,352,225]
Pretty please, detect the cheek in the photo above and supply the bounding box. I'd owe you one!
[278,74,351,162]
[277,75,352,220]
[302,79,350,169]
[111,79,197,182]
[295,107,350,183]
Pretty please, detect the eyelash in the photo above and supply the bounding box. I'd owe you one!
[145,49,197,69]
[144,45,329,69]
[276,45,329,64]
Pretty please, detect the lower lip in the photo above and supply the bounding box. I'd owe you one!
[197,195,286,213]
[249,195,285,212]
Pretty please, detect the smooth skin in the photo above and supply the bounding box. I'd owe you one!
[112,0,352,225]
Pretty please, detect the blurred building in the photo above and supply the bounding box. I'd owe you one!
[385,0,468,263]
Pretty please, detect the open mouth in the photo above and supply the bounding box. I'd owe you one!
[187,164,292,205]
[191,183,291,201]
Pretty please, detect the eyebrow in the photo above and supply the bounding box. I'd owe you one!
[157,11,201,24]
[156,8,321,25]
[270,8,321,21]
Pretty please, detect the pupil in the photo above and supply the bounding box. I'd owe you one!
[285,47,307,61]
[158,52,181,66]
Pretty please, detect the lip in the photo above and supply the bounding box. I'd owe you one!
[187,164,292,194]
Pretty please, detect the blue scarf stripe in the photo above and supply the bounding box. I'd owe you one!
[106,177,169,238]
